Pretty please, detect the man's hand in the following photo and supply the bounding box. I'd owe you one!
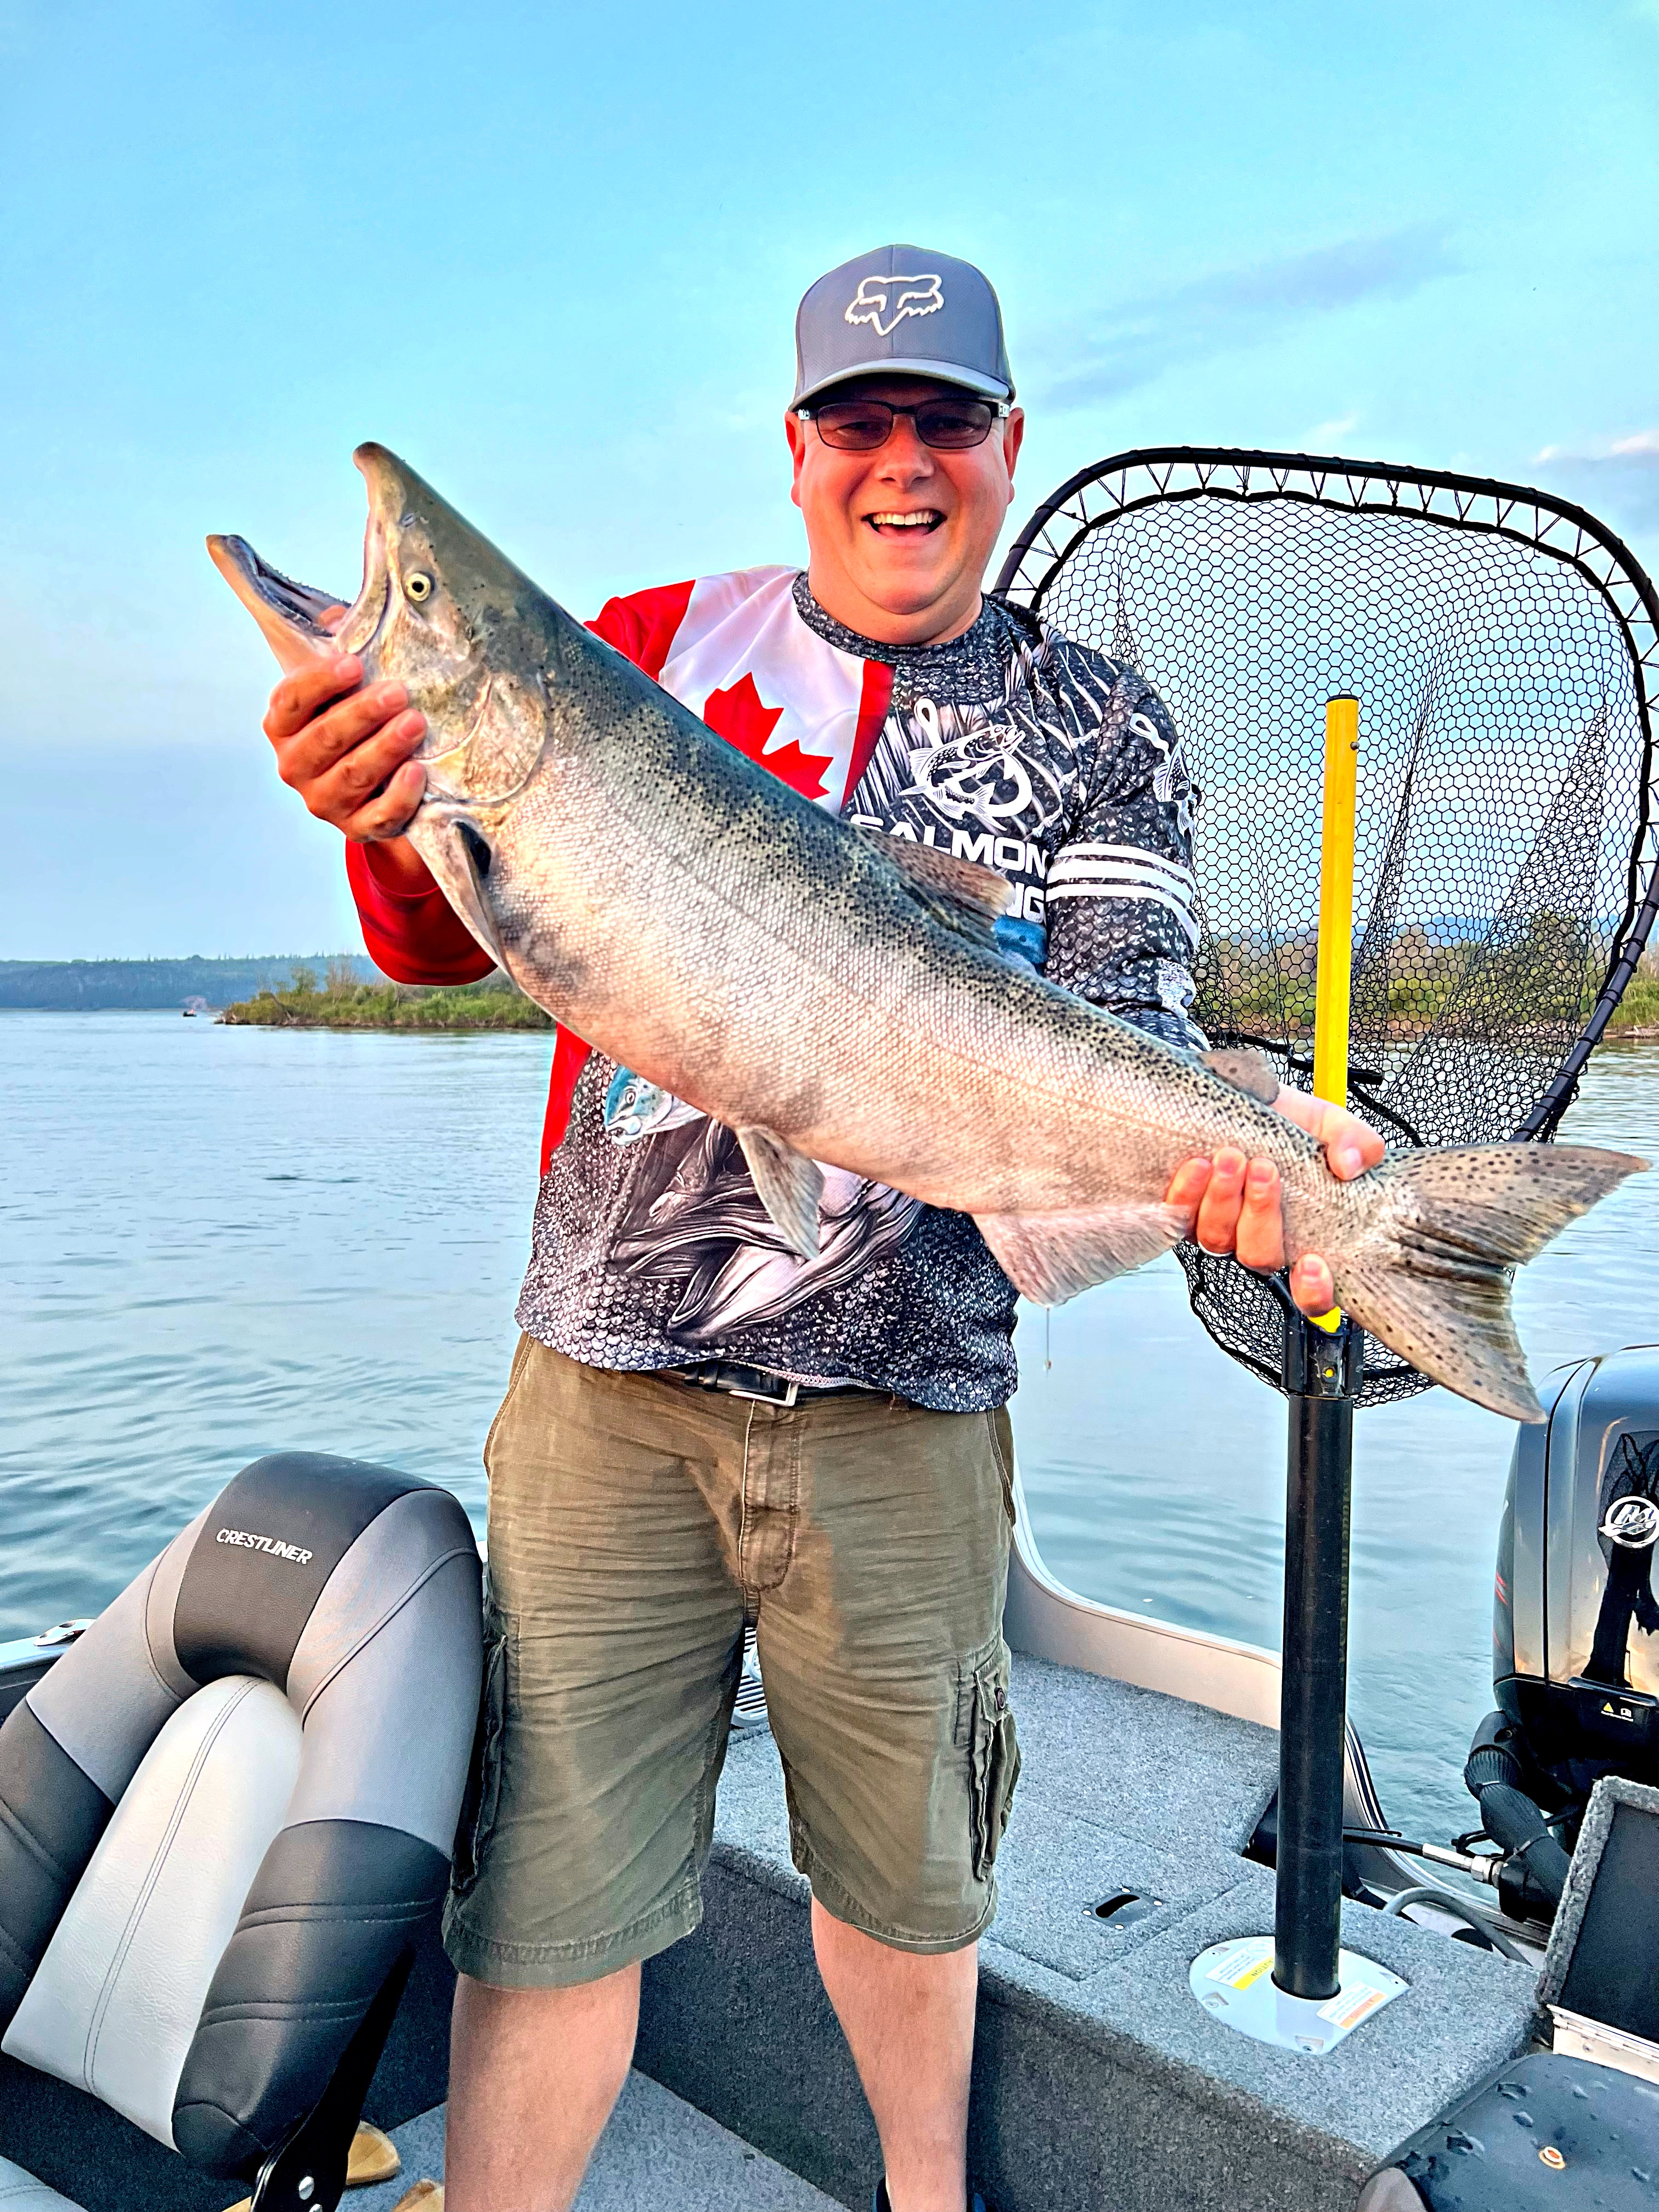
[264,646,430,879]
[1163,1090,1386,1315]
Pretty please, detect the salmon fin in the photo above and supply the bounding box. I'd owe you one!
[418,819,509,969]
[859,828,1010,949]
[1340,1143,1648,1424]
[737,1127,823,1262]
[974,1201,1190,1305]
[1201,1046,1280,1104]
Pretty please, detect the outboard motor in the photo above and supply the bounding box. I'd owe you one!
[1467,1345,1659,1919]
[0,1452,482,2212]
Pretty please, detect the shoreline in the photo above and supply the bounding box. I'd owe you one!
[217,977,552,1033]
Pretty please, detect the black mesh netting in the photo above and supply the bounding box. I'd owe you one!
[997,450,1659,1406]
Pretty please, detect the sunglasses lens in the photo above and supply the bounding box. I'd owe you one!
[914,399,996,448]
[814,403,894,450]
[810,397,1000,451]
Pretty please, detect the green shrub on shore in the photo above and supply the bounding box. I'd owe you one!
[219,964,553,1031]
[1609,974,1659,1035]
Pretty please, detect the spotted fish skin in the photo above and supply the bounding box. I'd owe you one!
[208,447,1647,1423]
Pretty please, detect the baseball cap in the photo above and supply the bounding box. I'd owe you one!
[792,245,1013,409]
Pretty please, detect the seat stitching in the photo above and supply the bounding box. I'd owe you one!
[295,1544,476,1725]
[0,1795,80,1883]
[82,1677,263,2099]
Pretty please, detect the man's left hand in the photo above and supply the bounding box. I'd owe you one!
[1162,1091,1386,1316]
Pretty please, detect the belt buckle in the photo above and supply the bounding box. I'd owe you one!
[726,1372,799,1407]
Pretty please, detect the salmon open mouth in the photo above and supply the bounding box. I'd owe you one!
[207,489,390,674]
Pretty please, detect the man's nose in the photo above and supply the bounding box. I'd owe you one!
[876,418,936,482]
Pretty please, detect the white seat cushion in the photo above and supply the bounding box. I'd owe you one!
[2,1675,301,2148]
[0,2155,85,2211]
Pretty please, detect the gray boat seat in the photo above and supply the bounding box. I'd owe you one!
[0,1453,482,2212]
[0,2157,83,2212]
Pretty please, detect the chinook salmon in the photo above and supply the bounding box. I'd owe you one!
[210,445,1646,1423]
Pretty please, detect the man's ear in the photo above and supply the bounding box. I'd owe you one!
[1002,406,1026,499]
[785,408,809,510]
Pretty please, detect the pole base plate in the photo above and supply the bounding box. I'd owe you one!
[1190,1935,1407,2055]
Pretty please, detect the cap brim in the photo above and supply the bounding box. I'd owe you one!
[792,357,1013,409]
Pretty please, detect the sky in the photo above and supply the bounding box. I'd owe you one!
[2,0,1655,958]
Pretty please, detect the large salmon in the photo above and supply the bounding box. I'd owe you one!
[210,445,1646,1422]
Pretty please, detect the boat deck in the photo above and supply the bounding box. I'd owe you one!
[351,2074,838,2211]
[637,1654,1542,2212]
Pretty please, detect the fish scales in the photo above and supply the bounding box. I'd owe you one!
[209,444,1647,1422]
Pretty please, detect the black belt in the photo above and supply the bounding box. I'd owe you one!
[670,1359,868,1407]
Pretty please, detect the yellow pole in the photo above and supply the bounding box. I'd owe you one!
[1313,696,1359,1107]
[1308,695,1358,1331]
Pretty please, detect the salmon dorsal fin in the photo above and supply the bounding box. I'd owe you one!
[737,1127,824,1262]
[857,828,1010,949]
[1200,1047,1280,1104]
[974,1201,1190,1305]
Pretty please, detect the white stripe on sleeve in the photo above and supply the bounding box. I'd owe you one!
[1045,878,1201,947]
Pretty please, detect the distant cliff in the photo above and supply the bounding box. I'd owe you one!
[0,956,379,1011]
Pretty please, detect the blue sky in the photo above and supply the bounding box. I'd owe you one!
[2,0,1655,957]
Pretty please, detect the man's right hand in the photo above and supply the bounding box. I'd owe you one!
[264,652,431,884]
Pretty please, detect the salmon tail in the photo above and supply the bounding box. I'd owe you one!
[1338,1143,1648,1423]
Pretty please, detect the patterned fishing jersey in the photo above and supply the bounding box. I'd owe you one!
[506,568,1206,1412]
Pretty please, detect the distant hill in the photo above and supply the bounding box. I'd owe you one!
[0,956,379,1011]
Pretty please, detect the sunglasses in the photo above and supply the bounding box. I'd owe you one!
[798,394,1010,453]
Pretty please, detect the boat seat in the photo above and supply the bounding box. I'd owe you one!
[0,2155,83,2212]
[0,1453,482,2212]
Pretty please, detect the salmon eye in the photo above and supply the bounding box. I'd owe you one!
[405,571,434,603]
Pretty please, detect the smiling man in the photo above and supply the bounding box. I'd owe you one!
[262,245,1379,2212]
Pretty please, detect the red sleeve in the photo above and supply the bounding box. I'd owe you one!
[345,841,495,986]
[586,579,695,681]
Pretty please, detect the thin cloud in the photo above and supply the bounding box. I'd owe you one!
[1035,226,1458,411]
[1534,432,1659,536]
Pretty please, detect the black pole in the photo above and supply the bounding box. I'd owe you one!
[1272,1302,1363,2000]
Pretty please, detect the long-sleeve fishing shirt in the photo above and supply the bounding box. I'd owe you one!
[346,569,1205,1410]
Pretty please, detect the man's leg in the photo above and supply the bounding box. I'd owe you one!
[444,1965,640,2212]
[440,1344,752,2210]
[754,1393,1019,2212]
[810,1901,977,2212]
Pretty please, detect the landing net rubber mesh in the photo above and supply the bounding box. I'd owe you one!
[997,450,1659,1406]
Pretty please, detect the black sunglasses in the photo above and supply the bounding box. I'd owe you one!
[798,394,1010,453]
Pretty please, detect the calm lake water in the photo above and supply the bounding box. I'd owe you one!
[3,1011,1655,1848]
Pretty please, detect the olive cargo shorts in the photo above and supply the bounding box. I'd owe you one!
[441,1338,1022,1988]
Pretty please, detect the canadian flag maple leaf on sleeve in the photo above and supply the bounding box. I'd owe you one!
[702,673,834,800]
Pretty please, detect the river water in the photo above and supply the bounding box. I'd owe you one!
[3,1011,1655,1847]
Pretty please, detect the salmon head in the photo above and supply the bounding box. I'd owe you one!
[208,444,571,965]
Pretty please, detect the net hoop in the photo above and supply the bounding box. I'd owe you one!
[997,448,1659,1404]
[997,447,1659,1141]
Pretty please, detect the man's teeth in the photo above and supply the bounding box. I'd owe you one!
[869,512,940,528]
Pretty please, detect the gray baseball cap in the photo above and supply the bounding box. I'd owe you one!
[792,245,1014,409]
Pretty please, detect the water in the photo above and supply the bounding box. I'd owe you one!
[3,1012,1656,1849]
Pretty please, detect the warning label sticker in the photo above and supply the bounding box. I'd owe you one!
[1208,1942,1276,1993]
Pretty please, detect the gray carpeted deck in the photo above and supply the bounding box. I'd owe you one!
[636,1654,1541,2212]
[349,2073,839,2211]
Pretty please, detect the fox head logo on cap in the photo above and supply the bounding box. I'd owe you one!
[845,272,944,340]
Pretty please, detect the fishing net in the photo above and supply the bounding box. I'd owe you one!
[997,450,1659,1406]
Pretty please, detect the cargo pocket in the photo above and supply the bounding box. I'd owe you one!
[960,1634,1021,1882]
[450,1622,509,1899]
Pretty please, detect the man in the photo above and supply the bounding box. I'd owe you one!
[263,246,1380,2212]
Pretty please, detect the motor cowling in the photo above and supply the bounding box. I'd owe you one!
[1473,1346,1659,1876]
